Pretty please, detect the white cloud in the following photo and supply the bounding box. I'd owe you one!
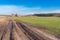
[0,5,41,15]
[40,10,60,13]
[0,5,60,15]
[52,10,60,13]
[0,5,18,15]
[17,7,41,15]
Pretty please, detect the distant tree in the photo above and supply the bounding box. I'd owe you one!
[15,13,19,17]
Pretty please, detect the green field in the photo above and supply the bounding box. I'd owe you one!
[14,17,60,37]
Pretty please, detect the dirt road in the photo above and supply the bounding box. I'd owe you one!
[0,17,59,40]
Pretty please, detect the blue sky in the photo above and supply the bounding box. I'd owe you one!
[0,0,60,15]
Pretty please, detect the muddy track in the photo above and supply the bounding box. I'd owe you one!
[12,20,45,40]
[16,21,45,40]
[16,21,59,40]
[0,19,59,40]
[0,21,13,40]
[12,21,29,40]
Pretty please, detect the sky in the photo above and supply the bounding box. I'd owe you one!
[0,0,60,15]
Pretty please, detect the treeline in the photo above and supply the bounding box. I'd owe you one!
[33,13,60,17]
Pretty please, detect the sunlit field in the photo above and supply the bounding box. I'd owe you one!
[14,16,60,37]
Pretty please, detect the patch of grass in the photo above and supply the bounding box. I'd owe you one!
[14,17,60,36]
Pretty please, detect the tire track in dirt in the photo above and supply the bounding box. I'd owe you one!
[16,21,45,40]
[0,18,59,40]
[16,21,59,40]
[0,20,13,40]
[12,21,29,40]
